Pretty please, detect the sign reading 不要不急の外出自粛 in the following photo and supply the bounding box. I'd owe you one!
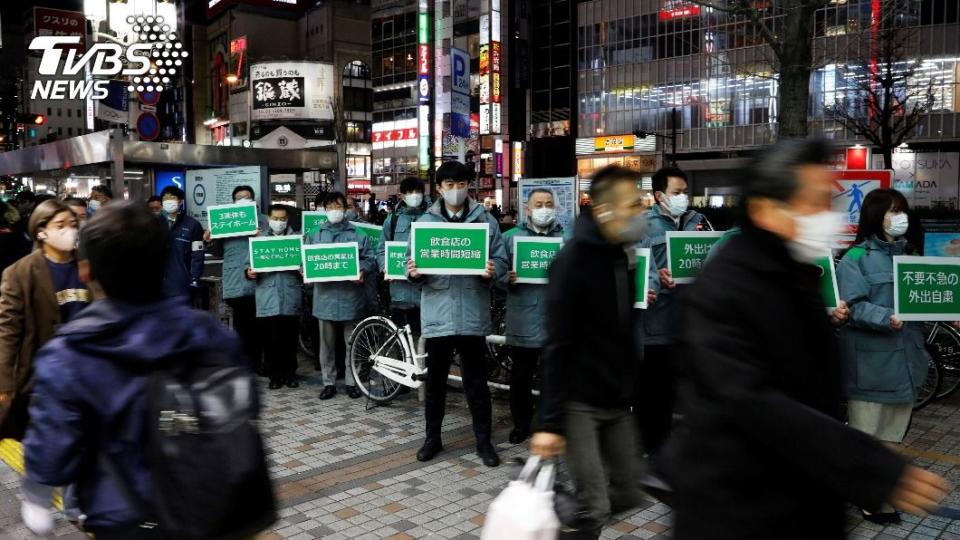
[384,241,408,281]
[813,252,841,313]
[665,231,725,284]
[302,211,328,237]
[207,202,259,239]
[301,242,360,283]
[894,256,960,321]
[512,236,562,285]
[411,222,489,275]
[351,221,383,253]
[635,247,651,309]
[248,236,303,273]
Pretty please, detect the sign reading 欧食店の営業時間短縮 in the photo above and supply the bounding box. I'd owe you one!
[207,202,259,239]
[301,242,360,283]
[893,256,960,321]
[665,231,724,284]
[512,236,563,285]
[248,236,303,273]
[384,241,408,281]
[410,222,489,275]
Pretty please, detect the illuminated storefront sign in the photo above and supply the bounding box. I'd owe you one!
[594,135,635,153]
[513,141,523,181]
[491,42,501,103]
[659,0,701,21]
[417,7,430,170]
[373,128,418,143]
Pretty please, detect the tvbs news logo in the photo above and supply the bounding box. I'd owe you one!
[29,14,186,101]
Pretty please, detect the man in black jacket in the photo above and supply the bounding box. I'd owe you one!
[662,139,948,539]
[532,165,656,539]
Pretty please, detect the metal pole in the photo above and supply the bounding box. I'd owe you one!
[671,107,678,165]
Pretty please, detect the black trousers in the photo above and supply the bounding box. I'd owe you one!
[226,296,263,370]
[509,346,541,433]
[424,335,492,445]
[261,315,300,382]
[634,344,677,456]
[87,526,164,540]
[389,306,421,338]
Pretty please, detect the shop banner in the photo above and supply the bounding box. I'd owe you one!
[513,237,563,285]
[384,241,408,281]
[894,256,960,321]
[665,231,725,284]
[635,248,651,309]
[249,236,303,273]
[302,242,360,283]
[411,222,489,275]
[207,202,259,239]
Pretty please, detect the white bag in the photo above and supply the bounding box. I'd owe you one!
[481,456,560,540]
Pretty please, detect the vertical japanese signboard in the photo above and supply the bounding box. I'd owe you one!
[451,47,471,138]
[513,237,563,284]
[635,248,652,309]
[249,236,303,273]
[665,231,725,284]
[302,242,360,283]
[418,7,430,172]
[411,223,489,275]
[893,256,960,321]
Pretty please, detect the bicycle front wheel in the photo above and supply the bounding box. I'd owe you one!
[349,317,405,403]
[926,322,960,401]
[915,356,941,410]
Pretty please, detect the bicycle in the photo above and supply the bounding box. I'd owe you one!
[348,316,428,403]
[915,321,960,410]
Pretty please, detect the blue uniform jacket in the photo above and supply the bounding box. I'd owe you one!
[222,214,268,300]
[379,203,427,309]
[306,221,377,321]
[253,227,304,317]
[500,222,564,348]
[161,212,205,298]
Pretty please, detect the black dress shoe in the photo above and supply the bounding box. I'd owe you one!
[416,439,443,462]
[268,379,283,390]
[509,428,530,444]
[861,509,901,525]
[347,386,363,399]
[477,443,501,467]
[318,385,337,400]
[286,378,300,389]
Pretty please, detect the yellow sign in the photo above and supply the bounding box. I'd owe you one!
[594,135,635,153]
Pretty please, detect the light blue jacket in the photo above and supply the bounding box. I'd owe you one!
[379,203,427,309]
[221,214,268,300]
[307,221,377,322]
[500,222,565,348]
[640,204,710,345]
[838,236,929,404]
[253,227,303,317]
[406,198,509,339]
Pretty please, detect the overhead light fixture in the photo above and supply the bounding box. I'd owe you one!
[226,74,239,83]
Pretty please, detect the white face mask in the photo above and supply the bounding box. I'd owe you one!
[787,210,843,264]
[235,197,252,203]
[404,193,423,208]
[162,199,180,214]
[87,199,101,212]
[268,219,287,233]
[441,188,467,208]
[662,193,689,217]
[531,207,556,228]
[40,227,78,253]
[326,209,345,224]
[885,212,909,238]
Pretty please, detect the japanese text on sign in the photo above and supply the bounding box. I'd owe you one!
[248,236,303,272]
[302,243,359,283]
[208,203,258,239]
[411,223,489,275]
[513,237,563,285]
[893,256,960,321]
[665,231,724,284]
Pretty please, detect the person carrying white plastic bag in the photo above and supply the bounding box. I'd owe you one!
[481,455,560,540]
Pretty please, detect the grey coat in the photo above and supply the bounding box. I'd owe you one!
[307,221,377,322]
[379,203,426,309]
[253,227,303,317]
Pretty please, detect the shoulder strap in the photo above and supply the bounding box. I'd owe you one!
[388,211,399,241]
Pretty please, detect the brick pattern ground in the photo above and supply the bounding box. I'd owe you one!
[4,355,960,539]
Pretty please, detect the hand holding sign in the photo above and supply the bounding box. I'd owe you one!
[830,301,850,326]
[508,271,518,285]
[407,259,422,280]
[891,315,904,331]
[481,260,496,280]
[659,268,675,289]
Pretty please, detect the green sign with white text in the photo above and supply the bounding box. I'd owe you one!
[384,241,408,280]
[302,242,360,283]
[665,231,724,284]
[248,236,303,272]
[302,211,328,237]
[894,256,960,321]
[513,236,562,284]
[351,222,383,254]
[814,253,841,312]
[635,247,651,309]
[411,222,489,275]
[207,202,258,239]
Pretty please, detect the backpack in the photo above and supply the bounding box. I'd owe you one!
[104,351,276,540]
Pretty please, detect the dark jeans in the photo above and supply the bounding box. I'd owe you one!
[87,526,164,539]
[424,335,492,446]
[226,296,263,370]
[635,344,677,456]
[389,306,421,339]
[509,346,541,433]
[261,315,299,382]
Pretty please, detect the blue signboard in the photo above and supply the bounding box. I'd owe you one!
[450,48,471,138]
[155,170,185,197]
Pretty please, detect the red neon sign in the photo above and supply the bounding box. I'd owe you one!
[418,45,430,75]
[373,128,418,143]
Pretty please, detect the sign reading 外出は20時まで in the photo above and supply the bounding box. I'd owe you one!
[666,231,724,284]
[894,256,960,321]
[411,222,489,275]
[513,237,562,284]
[207,202,259,239]
[249,236,303,273]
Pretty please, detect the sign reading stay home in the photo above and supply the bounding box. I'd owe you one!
[513,236,562,285]
[302,211,328,237]
[894,256,960,321]
[384,241,408,281]
[249,236,303,273]
[410,222,489,275]
[665,231,724,284]
[207,202,259,239]
[302,242,360,283]
[351,222,383,254]
[814,252,841,313]
[635,247,651,309]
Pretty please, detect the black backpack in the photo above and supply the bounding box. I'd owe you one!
[104,352,276,540]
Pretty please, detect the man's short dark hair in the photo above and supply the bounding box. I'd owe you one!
[15,190,36,203]
[91,184,113,199]
[160,185,185,200]
[435,161,472,184]
[744,138,831,205]
[399,176,425,194]
[589,165,640,205]
[232,185,255,200]
[147,195,162,204]
[80,202,168,304]
[323,191,347,208]
[652,166,688,194]
[527,188,555,202]
[268,204,290,216]
[64,197,86,209]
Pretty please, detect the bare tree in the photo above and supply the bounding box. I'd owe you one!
[827,0,936,169]
[692,0,829,137]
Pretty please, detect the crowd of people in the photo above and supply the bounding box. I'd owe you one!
[0,138,954,539]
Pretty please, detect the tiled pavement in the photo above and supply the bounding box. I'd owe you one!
[7,355,960,538]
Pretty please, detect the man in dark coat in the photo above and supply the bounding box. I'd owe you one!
[661,138,948,539]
